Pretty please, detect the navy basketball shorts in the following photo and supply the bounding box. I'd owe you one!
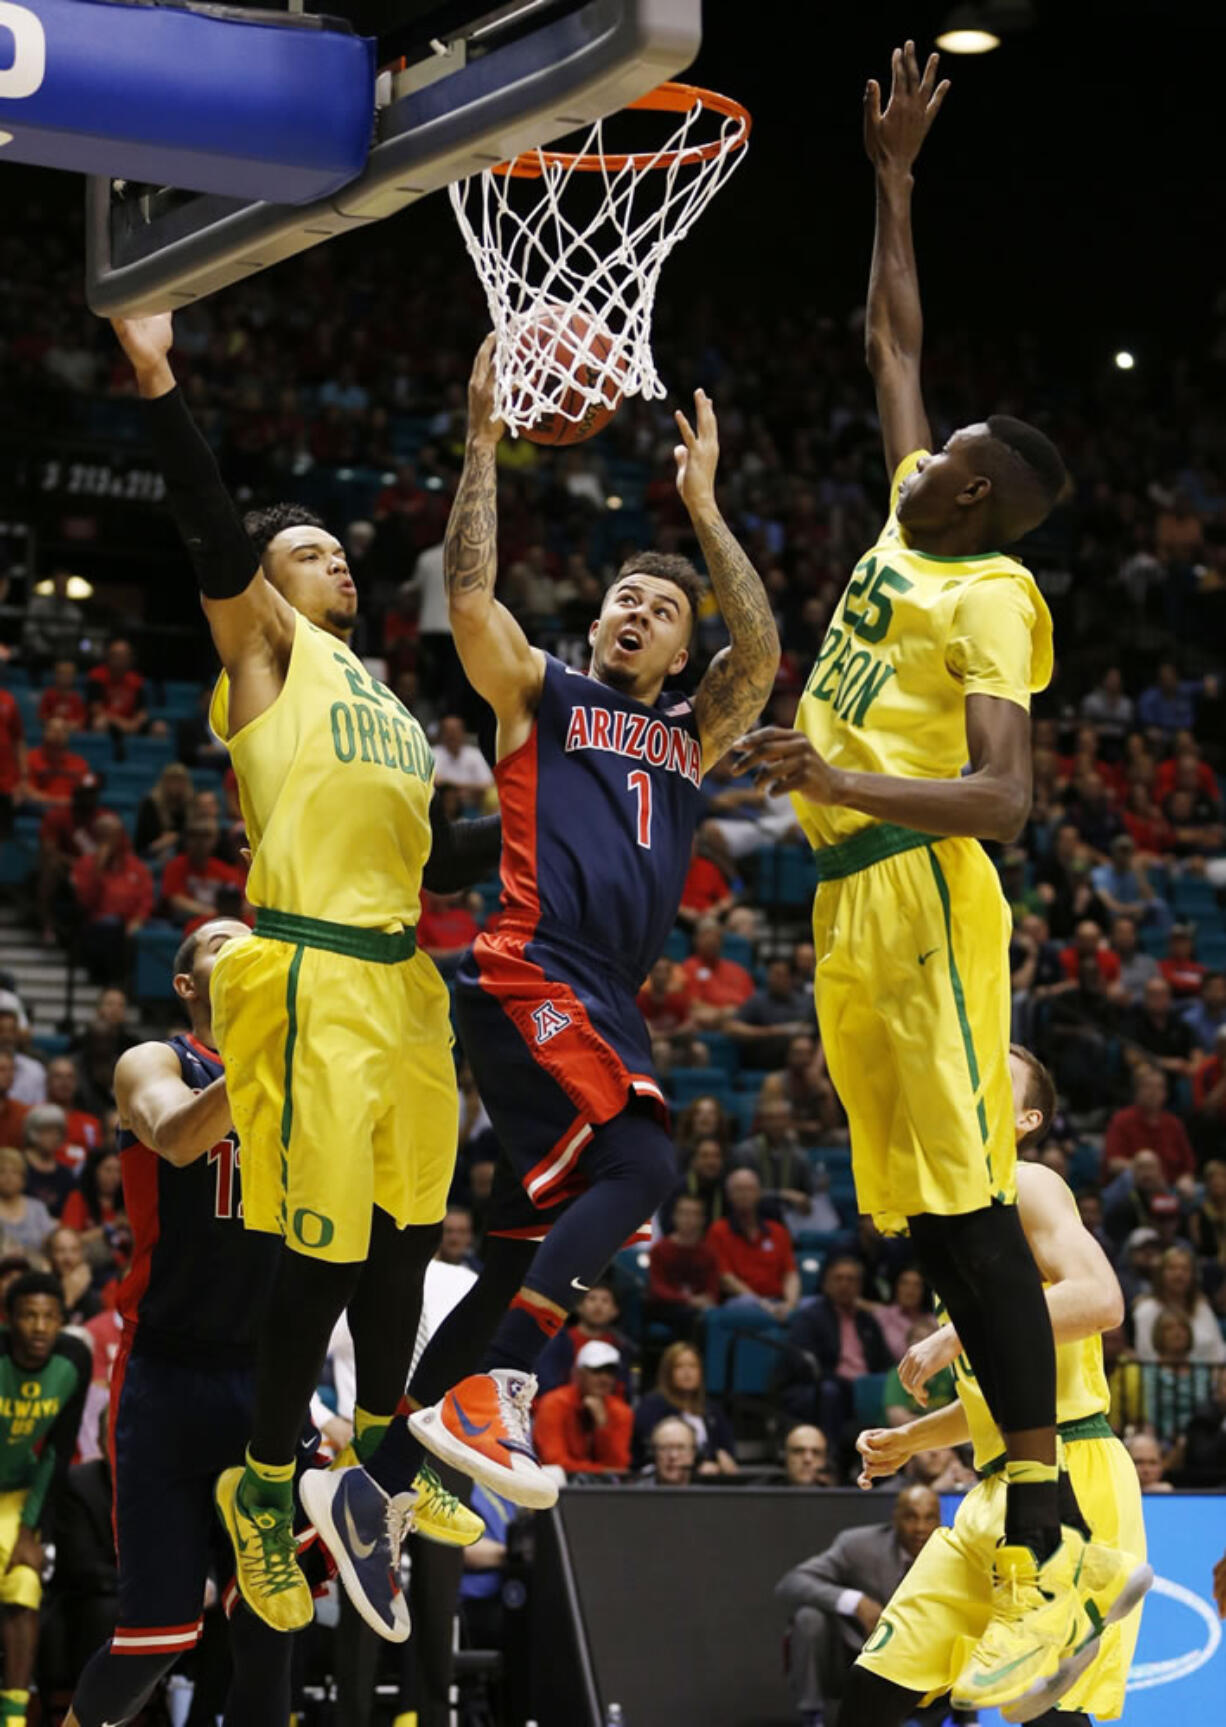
[108,1334,323,1656]
[456,923,669,1242]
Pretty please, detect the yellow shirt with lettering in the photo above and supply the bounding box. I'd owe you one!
[210,615,434,929]
[792,451,1053,849]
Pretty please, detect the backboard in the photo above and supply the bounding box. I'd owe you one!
[84,0,703,316]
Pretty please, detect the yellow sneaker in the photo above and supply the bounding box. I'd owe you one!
[952,1535,1093,1711]
[1001,1540,1154,1723]
[412,1462,485,1547]
[215,1466,314,1633]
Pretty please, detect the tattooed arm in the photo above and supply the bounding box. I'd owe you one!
[679,391,780,772]
[446,337,545,746]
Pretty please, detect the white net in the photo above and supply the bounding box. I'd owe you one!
[449,86,749,437]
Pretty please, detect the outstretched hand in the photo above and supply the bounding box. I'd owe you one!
[674,389,719,514]
[864,40,949,173]
[855,1425,912,1490]
[467,333,506,446]
[898,1323,960,1409]
[734,727,842,805]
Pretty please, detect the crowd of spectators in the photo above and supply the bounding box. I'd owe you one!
[2,222,1226,1717]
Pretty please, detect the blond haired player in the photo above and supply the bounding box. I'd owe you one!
[735,42,1137,1710]
[111,317,497,1640]
[848,1047,1151,1725]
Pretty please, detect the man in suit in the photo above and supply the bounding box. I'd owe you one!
[775,1487,974,1727]
[777,1255,894,1462]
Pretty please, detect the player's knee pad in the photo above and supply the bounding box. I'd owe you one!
[70,1643,176,1727]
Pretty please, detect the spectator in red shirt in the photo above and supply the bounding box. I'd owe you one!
[1103,1065,1197,1195]
[679,917,754,1029]
[415,890,480,974]
[24,716,89,808]
[36,776,112,942]
[1121,783,1175,859]
[532,1340,633,1479]
[70,814,154,984]
[534,1283,635,1397]
[647,1193,720,1342]
[1159,924,1208,1000]
[707,1168,800,1318]
[0,1053,29,1157]
[86,638,150,739]
[43,1057,102,1169]
[162,819,245,926]
[677,833,735,927]
[637,957,694,1041]
[37,659,87,733]
[1058,918,1122,987]
[0,686,27,837]
[1153,740,1220,808]
[60,1148,126,1260]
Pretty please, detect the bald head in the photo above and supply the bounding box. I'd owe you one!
[893,1484,941,1558]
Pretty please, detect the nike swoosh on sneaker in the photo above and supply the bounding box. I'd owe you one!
[451,1397,493,1439]
[342,1493,379,1561]
[970,1645,1046,1688]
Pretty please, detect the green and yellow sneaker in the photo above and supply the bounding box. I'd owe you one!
[952,1534,1093,1711]
[215,1466,314,1633]
[412,1462,484,1548]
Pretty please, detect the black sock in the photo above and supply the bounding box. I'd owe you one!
[838,1663,925,1727]
[910,1204,1059,1556]
[348,1210,440,1415]
[365,1234,537,1496]
[251,1246,363,1465]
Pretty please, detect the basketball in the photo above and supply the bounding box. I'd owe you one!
[513,307,626,445]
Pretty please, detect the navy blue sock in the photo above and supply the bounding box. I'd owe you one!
[481,1107,678,1375]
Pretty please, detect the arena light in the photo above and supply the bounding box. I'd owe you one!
[936,0,1034,53]
[1114,350,1136,371]
[606,494,624,510]
[34,574,94,600]
[935,23,1000,53]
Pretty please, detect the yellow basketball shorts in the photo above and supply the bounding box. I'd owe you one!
[211,910,458,1264]
[810,825,1015,1233]
[857,1430,1146,1719]
[0,1490,41,1610]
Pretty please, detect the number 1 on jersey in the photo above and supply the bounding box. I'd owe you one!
[208,1137,242,1220]
[627,770,653,849]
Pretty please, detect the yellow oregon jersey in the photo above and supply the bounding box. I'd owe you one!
[950,1318,1110,1472]
[210,614,435,928]
[792,450,1054,849]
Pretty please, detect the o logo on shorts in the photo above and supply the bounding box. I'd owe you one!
[862,1619,894,1655]
[0,4,47,100]
[292,1207,335,1250]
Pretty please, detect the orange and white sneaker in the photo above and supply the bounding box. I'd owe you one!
[408,1370,559,1510]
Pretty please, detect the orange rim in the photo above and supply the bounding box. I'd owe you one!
[492,82,751,178]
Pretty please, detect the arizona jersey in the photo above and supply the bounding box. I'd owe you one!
[117,1034,277,1362]
[947,1311,1110,1472]
[489,654,705,982]
[210,613,435,928]
[793,450,1054,849]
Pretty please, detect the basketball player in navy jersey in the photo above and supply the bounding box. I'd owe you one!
[66,919,313,1727]
[307,334,778,1617]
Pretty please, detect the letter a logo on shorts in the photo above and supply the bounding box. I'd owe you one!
[532,1000,572,1045]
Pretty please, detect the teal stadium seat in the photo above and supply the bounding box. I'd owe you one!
[668,1068,732,1109]
[702,1304,787,1399]
[661,927,690,963]
[721,931,755,972]
[853,1371,889,1428]
[134,924,182,1000]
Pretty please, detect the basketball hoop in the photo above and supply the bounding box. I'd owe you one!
[449,82,751,438]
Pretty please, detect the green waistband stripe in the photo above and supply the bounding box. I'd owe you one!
[255,907,417,963]
[926,847,991,1168]
[980,1412,1114,1477]
[811,823,938,882]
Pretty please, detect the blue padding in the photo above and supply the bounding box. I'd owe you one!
[0,0,374,203]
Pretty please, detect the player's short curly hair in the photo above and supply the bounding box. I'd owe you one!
[5,1270,64,1320]
[976,416,1072,545]
[243,503,327,563]
[611,551,704,645]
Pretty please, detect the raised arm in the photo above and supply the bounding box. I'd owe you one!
[445,337,545,749]
[863,41,949,478]
[679,392,780,771]
[114,1040,234,1168]
[110,315,294,695]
